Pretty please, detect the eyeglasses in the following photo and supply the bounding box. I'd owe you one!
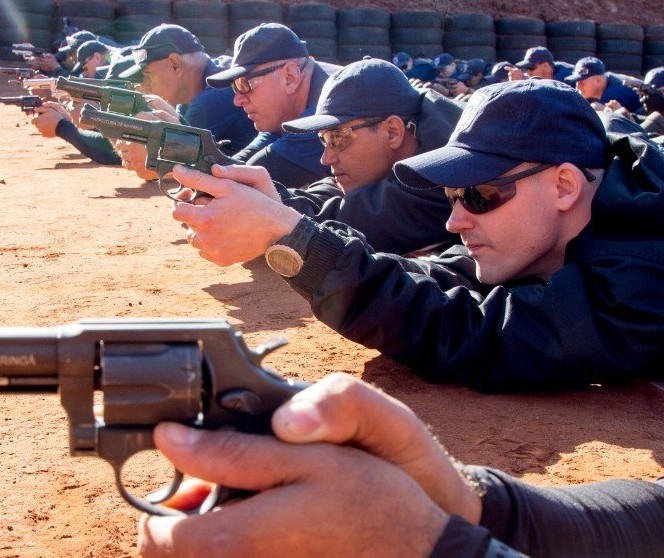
[317,118,386,152]
[231,62,287,94]
[444,164,598,215]
[444,163,554,215]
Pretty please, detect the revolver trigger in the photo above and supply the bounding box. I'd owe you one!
[251,337,288,365]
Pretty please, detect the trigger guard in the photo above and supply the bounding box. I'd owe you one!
[113,466,186,517]
[146,469,184,504]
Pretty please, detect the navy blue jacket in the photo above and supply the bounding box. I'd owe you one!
[274,89,463,255]
[285,129,664,392]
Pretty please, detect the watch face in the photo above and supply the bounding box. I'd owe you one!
[265,245,303,277]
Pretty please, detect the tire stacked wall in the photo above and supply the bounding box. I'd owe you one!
[1,3,663,77]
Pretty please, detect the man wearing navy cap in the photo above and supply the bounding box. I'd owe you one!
[392,51,413,73]
[205,23,341,189]
[565,56,642,112]
[113,24,256,181]
[70,40,111,78]
[448,58,486,97]
[262,58,462,254]
[512,46,573,82]
[168,79,664,393]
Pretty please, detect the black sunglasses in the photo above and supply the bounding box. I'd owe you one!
[443,163,553,215]
[444,164,597,215]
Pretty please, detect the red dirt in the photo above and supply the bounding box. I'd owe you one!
[0,71,663,557]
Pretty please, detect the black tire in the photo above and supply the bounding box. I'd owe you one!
[172,17,229,40]
[391,11,441,29]
[114,32,143,46]
[600,53,643,70]
[197,36,229,56]
[336,44,391,63]
[645,42,664,56]
[26,28,54,48]
[0,45,24,59]
[116,0,172,17]
[444,13,494,32]
[445,45,496,63]
[495,17,545,36]
[290,20,336,39]
[57,0,115,19]
[20,13,53,31]
[65,16,115,37]
[229,18,285,42]
[114,15,171,35]
[228,2,283,22]
[597,39,643,55]
[644,55,664,70]
[337,8,390,29]
[496,35,547,50]
[391,43,441,59]
[172,1,227,19]
[391,27,441,45]
[21,0,56,13]
[286,4,336,23]
[550,50,597,64]
[0,25,27,45]
[338,27,389,46]
[644,25,664,42]
[597,23,644,41]
[495,48,530,64]
[302,37,336,59]
[444,30,496,48]
[545,20,596,38]
[547,36,596,52]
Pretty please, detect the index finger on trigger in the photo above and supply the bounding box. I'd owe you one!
[172,164,231,199]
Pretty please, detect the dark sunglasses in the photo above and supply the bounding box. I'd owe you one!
[231,62,287,94]
[444,164,598,215]
[444,163,553,215]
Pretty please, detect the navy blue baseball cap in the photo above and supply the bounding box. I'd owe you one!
[392,51,413,70]
[207,23,309,88]
[483,61,513,83]
[71,40,108,74]
[565,56,605,83]
[455,58,485,81]
[282,58,422,133]
[394,79,606,189]
[644,66,664,88]
[432,52,454,69]
[119,24,205,78]
[105,47,143,81]
[58,30,96,55]
[515,46,554,69]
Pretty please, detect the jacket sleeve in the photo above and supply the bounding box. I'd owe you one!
[287,218,664,392]
[55,119,121,165]
[466,466,664,558]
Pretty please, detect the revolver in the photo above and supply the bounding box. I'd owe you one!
[56,76,152,116]
[0,318,307,516]
[0,94,43,113]
[0,66,38,80]
[11,43,47,60]
[79,104,237,201]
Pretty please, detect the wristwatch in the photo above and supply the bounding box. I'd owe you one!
[264,244,304,277]
[264,216,316,277]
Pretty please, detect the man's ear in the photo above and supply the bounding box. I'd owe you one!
[168,53,184,74]
[554,163,584,211]
[383,115,406,148]
[283,61,305,93]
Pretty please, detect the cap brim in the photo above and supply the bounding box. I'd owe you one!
[565,72,589,83]
[515,60,530,69]
[282,113,354,133]
[206,65,253,88]
[394,145,522,189]
[455,72,471,81]
[71,62,83,75]
[58,45,73,54]
[118,63,143,79]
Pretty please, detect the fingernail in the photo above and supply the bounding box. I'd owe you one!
[161,423,203,446]
[278,399,323,436]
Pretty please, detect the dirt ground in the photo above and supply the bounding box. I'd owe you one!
[0,71,663,557]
